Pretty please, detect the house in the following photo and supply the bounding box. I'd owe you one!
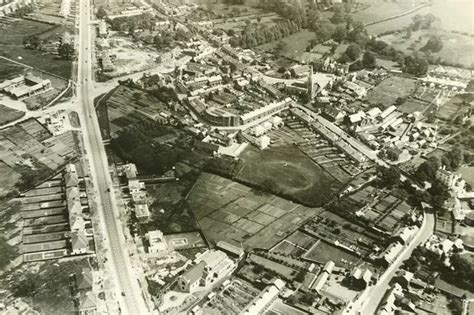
[348,266,372,290]
[135,203,150,221]
[394,270,413,289]
[65,172,79,188]
[146,230,168,254]
[378,242,403,267]
[177,250,235,293]
[76,268,93,291]
[393,225,419,245]
[377,283,403,315]
[123,163,138,179]
[78,291,97,315]
[71,229,89,254]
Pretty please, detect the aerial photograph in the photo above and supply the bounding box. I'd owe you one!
[0,0,473,314]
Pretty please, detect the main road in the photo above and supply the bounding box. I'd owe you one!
[77,0,149,314]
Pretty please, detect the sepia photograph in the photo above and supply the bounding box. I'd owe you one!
[0,0,473,314]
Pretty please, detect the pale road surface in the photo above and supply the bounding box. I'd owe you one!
[78,0,149,314]
[356,212,435,314]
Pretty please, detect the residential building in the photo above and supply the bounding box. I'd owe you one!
[78,291,97,315]
[393,225,419,245]
[146,230,168,254]
[349,266,372,290]
[378,242,403,267]
[216,240,244,259]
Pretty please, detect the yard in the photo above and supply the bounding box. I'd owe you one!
[0,19,72,79]
[236,145,342,207]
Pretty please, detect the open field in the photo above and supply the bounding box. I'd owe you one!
[437,94,472,121]
[363,0,474,35]
[236,145,342,207]
[366,75,417,107]
[0,104,25,126]
[380,29,474,68]
[0,19,72,78]
[352,0,427,25]
[303,239,362,268]
[458,166,474,186]
[187,172,324,249]
[256,30,316,62]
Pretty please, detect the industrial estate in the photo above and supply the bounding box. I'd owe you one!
[0,0,473,314]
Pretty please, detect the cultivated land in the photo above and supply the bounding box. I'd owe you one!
[236,145,342,207]
[0,19,72,78]
[186,172,324,249]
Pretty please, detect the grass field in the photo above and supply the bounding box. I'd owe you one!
[352,0,427,25]
[380,29,474,68]
[303,239,361,268]
[458,166,474,187]
[256,30,317,61]
[0,19,72,78]
[437,94,472,121]
[236,145,342,207]
[0,104,25,126]
[366,76,417,107]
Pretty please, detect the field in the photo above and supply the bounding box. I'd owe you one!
[186,172,324,249]
[458,166,474,186]
[303,239,362,268]
[365,75,417,107]
[236,145,342,207]
[0,19,72,78]
[0,104,25,126]
[380,29,474,68]
[363,0,474,35]
[437,94,472,121]
[397,98,429,114]
[352,0,427,25]
[256,30,317,62]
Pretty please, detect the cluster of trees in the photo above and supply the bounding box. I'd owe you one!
[108,13,158,34]
[228,19,299,49]
[58,42,74,60]
[23,35,42,50]
[12,5,34,18]
[422,35,443,53]
[402,53,429,76]
[111,124,184,176]
[409,13,438,31]
[415,149,464,184]
[377,165,401,188]
[150,28,192,49]
[96,6,107,20]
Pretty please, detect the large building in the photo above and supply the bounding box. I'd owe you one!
[177,250,235,293]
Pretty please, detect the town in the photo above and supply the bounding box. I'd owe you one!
[0,0,473,314]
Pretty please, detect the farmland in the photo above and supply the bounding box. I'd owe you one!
[186,172,324,249]
[0,19,72,79]
[236,145,342,207]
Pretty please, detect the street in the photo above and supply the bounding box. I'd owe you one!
[77,0,149,314]
[357,212,435,314]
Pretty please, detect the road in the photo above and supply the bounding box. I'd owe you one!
[357,212,435,314]
[77,1,149,314]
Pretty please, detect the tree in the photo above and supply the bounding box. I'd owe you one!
[23,35,41,50]
[403,54,428,76]
[96,6,107,20]
[448,298,463,315]
[345,43,361,61]
[422,35,443,53]
[330,5,346,24]
[58,42,74,60]
[378,166,400,188]
[332,25,347,43]
[362,51,377,69]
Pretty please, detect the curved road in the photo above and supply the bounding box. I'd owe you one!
[357,212,435,314]
[78,1,149,314]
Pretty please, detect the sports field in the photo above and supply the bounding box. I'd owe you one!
[235,145,342,207]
